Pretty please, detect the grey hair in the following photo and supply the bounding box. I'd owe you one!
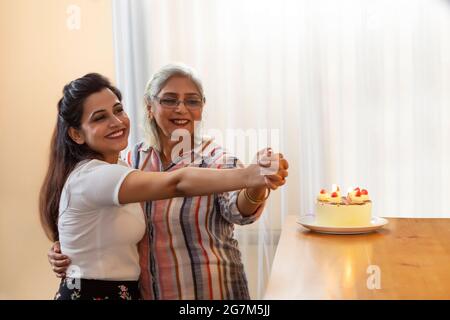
[143,63,205,151]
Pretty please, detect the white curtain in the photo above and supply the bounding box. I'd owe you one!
[112,0,450,299]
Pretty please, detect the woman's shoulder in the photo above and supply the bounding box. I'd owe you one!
[68,159,128,182]
[62,159,100,193]
[66,159,99,181]
[77,158,110,170]
[70,159,97,175]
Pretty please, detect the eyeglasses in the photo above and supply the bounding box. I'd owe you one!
[153,95,205,109]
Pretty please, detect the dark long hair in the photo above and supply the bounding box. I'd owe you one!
[39,73,122,241]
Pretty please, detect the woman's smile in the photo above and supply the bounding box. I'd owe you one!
[105,128,127,139]
[170,118,190,126]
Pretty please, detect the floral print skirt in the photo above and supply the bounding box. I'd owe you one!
[54,278,140,300]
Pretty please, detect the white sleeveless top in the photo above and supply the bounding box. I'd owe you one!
[58,159,146,281]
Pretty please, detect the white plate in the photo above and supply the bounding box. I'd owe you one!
[296,216,389,235]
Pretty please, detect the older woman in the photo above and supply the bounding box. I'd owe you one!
[49,64,289,300]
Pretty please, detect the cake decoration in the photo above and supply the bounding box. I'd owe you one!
[315,184,372,227]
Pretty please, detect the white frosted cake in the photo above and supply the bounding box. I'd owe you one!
[315,186,372,227]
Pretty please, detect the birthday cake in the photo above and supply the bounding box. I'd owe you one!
[315,185,372,227]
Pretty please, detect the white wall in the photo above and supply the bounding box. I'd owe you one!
[0,0,115,299]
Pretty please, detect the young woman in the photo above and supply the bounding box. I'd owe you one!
[40,72,288,300]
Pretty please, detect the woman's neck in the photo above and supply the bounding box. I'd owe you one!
[160,142,174,167]
[102,153,120,164]
[159,133,195,167]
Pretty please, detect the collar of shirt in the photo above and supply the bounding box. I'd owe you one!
[138,137,215,170]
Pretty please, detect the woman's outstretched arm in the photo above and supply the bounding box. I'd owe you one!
[118,164,272,204]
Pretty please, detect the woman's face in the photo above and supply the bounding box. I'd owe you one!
[69,88,130,162]
[149,76,204,140]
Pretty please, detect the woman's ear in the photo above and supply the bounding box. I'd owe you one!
[68,127,85,145]
[147,103,154,120]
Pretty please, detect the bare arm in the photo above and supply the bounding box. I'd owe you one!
[118,165,266,204]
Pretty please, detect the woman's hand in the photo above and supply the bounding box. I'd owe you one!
[256,148,289,190]
[47,241,71,278]
[237,148,289,216]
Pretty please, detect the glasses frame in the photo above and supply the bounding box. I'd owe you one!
[152,95,206,109]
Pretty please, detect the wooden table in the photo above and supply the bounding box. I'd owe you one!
[264,215,450,299]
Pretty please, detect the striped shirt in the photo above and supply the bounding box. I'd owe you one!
[125,139,264,300]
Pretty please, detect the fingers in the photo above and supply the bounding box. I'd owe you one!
[48,241,69,278]
[53,241,61,253]
[256,147,271,158]
[264,177,279,190]
[256,149,289,187]
[265,175,287,189]
[266,175,286,187]
[280,158,289,170]
[265,164,288,186]
[49,257,70,273]
[257,148,273,167]
[52,258,71,268]
[258,157,271,168]
[48,249,70,277]
[279,169,288,179]
[266,174,284,183]
[52,264,68,274]
[50,258,70,278]
[269,153,286,166]
[48,242,65,264]
[48,251,69,262]
[258,152,280,171]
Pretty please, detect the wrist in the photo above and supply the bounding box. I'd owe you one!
[246,186,267,201]
[244,165,259,188]
[243,187,270,205]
